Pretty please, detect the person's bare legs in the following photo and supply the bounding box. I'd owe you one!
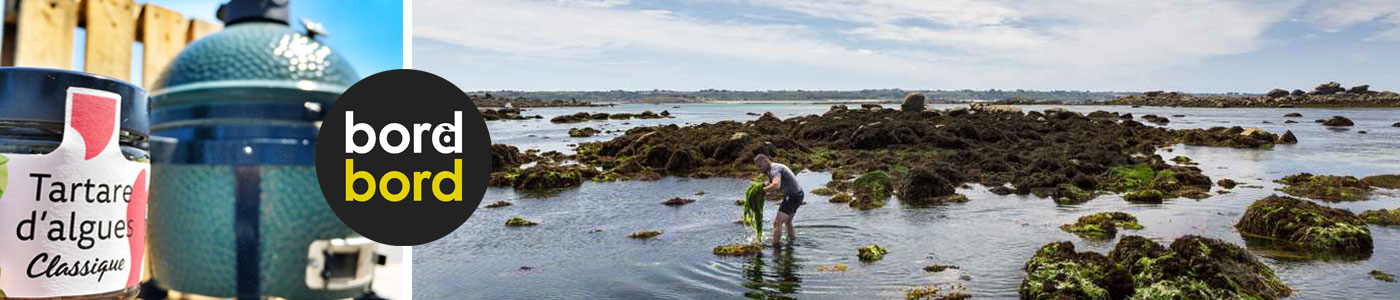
[772,212,789,246]
[784,217,796,243]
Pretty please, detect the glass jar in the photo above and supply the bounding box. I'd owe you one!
[0,67,150,300]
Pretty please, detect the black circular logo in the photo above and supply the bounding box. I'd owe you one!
[316,69,491,246]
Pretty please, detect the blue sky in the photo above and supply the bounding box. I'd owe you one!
[414,0,1400,93]
[4,0,402,85]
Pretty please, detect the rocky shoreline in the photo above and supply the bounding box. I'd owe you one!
[471,93,607,108]
[1105,82,1400,108]
[489,105,1293,205]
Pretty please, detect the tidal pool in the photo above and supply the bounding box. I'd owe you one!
[416,103,1400,299]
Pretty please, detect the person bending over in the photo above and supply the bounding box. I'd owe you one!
[755,154,802,246]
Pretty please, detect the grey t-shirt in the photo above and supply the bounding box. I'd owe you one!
[767,163,803,197]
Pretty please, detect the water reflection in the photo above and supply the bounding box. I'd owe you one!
[742,247,803,299]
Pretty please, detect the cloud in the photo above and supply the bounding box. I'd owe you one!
[414,0,935,73]
[1304,0,1400,41]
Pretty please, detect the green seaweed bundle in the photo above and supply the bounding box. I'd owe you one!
[744,181,765,242]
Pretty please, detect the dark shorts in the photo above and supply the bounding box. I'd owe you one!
[778,192,804,216]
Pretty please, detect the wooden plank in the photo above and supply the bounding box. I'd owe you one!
[185,18,220,43]
[82,0,139,81]
[12,0,80,68]
[137,3,187,89]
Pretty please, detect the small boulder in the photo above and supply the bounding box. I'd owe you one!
[1372,270,1397,282]
[568,127,600,137]
[1277,130,1297,144]
[1274,173,1372,202]
[1359,209,1400,226]
[1266,89,1289,98]
[627,230,663,239]
[1217,179,1238,189]
[1348,84,1370,94]
[505,216,538,227]
[713,244,763,256]
[1361,174,1400,189]
[829,193,853,203]
[661,197,696,206]
[1322,116,1354,126]
[1236,195,1372,252]
[1313,82,1345,95]
[1283,112,1302,118]
[484,201,512,208]
[901,92,926,112]
[857,244,887,261]
[1059,212,1143,240]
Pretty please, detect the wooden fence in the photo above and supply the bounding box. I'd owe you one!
[2,0,221,89]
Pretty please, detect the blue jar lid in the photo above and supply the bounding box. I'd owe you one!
[0,67,150,136]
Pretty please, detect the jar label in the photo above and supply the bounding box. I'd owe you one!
[0,87,149,297]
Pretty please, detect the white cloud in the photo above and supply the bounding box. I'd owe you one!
[1305,0,1400,41]
[414,0,936,73]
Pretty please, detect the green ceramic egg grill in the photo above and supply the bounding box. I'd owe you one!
[145,0,376,299]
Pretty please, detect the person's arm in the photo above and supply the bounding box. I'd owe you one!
[764,174,781,192]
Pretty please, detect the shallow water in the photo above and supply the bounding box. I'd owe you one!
[417,103,1400,299]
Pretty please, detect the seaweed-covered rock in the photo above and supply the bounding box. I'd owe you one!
[1053,184,1096,205]
[1020,241,1132,300]
[568,127,600,137]
[810,187,836,195]
[1109,235,1291,300]
[924,264,960,272]
[829,193,852,203]
[1283,112,1303,118]
[713,244,763,256]
[1123,189,1164,203]
[898,167,958,204]
[851,171,893,209]
[1277,130,1297,144]
[1359,208,1400,226]
[484,201,512,208]
[1371,270,1396,282]
[505,216,538,226]
[901,92,926,112]
[492,144,527,171]
[661,197,695,206]
[1060,212,1143,240]
[627,230,663,239]
[1361,174,1400,189]
[1236,195,1372,252]
[1217,179,1237,189]
[905,284,970,300]
[1274,173,1372,202]
[1322,116,1354,126]
[857,244,887,262]
[493,164,596,190]
[1266,89,1290,98]
[1141,114,1170,125]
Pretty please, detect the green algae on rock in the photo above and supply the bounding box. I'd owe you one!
[1370,270,1396,282]
[505,216,538,227]
[905,284,970,300]
[484,201,512,208]
[627,230,663,239]
[817,263,847,272]
[829,193,853,203]
[1236,195,1372,253]
[713,243,763,256]
[1123,189,1165,204]
[1361,174,1400,189]
[1106,163,1212,202]
[1274,173,1373,202]
[1020,241,1131,300]
[810,187,836,196]
[1060,212,1143,240]
[1021,235,1291,300]
[489,164,597,190]
[923,264,960,273]
[1217,178,1238,189]
[857,244,888,262]
[1359,208,1400,226]
[660,197,696,206]
[1110,235,1291,300]
[568,127,600,138]
[853,171,894,201]
[1053,183,1096,205]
